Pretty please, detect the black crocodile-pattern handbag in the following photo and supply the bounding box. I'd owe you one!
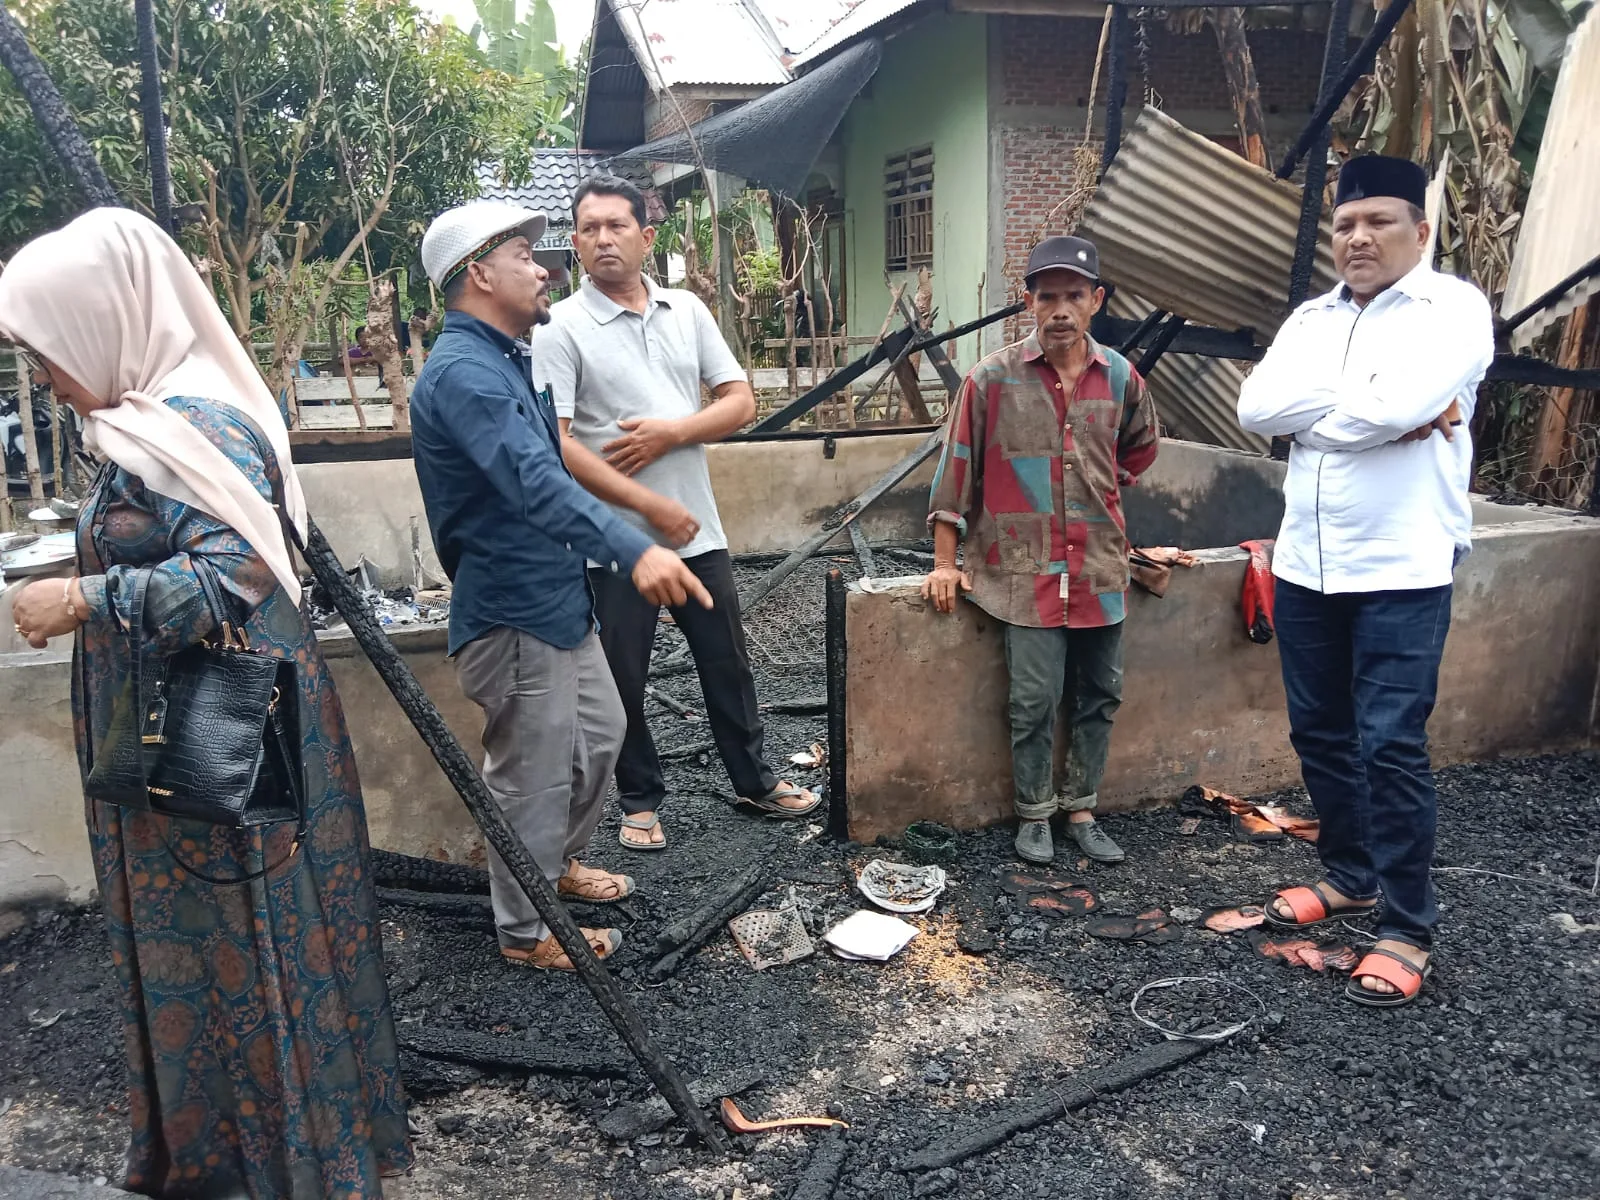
[85,554,306,885]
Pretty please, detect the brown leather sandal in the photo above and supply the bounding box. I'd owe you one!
[502,927,622,971]
[556,865,635,904]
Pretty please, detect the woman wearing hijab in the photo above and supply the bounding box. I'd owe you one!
[3,208,412,1197]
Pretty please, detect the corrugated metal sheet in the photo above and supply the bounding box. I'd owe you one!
[1106,291,1267,454]
[607,0,790,88]
[603,0,923,90]
[1500,7,1600,351]
[1080,106,1338,340]
[785,0,924,68]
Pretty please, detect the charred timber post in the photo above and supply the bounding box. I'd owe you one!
[1133,315,1189,379]
[898,1031,1228,1173]
[0,1,119,207]
[1101,6,1131,174]
[1278,0,1414,181]
[825,568,849,842]
[133,0,172,234]
[297,524,729,1153]
[1283,0,1354,311]
[1115,308,1167,357]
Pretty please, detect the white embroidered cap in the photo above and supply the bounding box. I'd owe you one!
[420,202,547,289]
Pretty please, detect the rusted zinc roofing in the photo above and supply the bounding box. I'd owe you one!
[604,0,923,89]
[606,0,789,89]
[1079,106,1338,341]
[1106,291,1267,454]
[1500,7,1600,351]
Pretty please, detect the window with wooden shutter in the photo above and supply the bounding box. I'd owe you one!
[885,147,934,274]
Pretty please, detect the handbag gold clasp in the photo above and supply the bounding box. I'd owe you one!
[147,786,174,797]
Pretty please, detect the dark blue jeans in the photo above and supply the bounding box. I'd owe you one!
[1275,578,1452,948]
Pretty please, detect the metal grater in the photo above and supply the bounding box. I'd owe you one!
[728,906,815,970]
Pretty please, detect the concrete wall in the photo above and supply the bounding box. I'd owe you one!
[843,516,1600,841]
[298,432,941,585]
[840,13,991,367]
[0,625,484,910]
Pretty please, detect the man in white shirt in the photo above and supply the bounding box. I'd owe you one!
[1238,154,1494,1008]
[531,175,821,852]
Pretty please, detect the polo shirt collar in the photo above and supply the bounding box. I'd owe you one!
[1020,330,1110,368]
[442,310,522,355]
[576,275,671,325]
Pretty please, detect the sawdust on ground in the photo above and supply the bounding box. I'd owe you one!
[899,913,987,996]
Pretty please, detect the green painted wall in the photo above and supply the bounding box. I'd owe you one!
[839,13,990,371]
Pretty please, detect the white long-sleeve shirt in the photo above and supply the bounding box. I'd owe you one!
[1237,262,1494,594]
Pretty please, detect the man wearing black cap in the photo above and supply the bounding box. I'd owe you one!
[1238,155,1494,1007]
[925,235,1159,866]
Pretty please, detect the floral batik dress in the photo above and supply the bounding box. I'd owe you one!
[73,395,412,1198]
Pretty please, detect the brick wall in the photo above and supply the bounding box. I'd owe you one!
[995,15,1331,333]
[645,97,715,142]
[998,17,1329,114]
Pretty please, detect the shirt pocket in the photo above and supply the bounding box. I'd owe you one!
[992,512,1051,574]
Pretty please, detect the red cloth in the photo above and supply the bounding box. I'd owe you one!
[1241,539,1276,644]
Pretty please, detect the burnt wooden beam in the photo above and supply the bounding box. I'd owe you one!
[1092,315,1263,361]
[0,1,118,207]
[898,1032,1229,1172]
[738,431,943,612]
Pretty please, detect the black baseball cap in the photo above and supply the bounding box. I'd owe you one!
[1025,235,1100,284]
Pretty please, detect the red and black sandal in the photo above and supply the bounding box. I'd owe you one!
[1265,880,1378,930]
[1346,947,1432,1008]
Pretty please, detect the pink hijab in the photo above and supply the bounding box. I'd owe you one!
[0,208,309,603]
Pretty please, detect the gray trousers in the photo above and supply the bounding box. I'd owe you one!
[456,627,626,948]
[1003,621,1125,820]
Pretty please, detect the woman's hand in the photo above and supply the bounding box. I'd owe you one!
[13,576,87,648]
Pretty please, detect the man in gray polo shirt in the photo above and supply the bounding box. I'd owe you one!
[530,174,820,851]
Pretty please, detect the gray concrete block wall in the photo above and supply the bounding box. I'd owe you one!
[843,516,1600,841]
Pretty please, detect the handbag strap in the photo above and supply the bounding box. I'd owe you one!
[125,567,155,799]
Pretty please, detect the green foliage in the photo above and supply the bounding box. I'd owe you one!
[468,0,578,147]
[0,0,521,273]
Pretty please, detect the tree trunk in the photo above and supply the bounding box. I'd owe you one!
[0,1,119,207]
[366,278,409,432]
[339,315,369,431]
[1384,1,1422,157]
[1533,296,1600,505]
[1210,7,1270,169]
[408,311,435,383]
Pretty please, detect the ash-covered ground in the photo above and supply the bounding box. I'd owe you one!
[2,557,1598,1200]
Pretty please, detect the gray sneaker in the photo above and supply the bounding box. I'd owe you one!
[1014,818,1054,865]
[1066,818,1125,864]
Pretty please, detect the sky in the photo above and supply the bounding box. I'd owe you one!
[416,0,598,55]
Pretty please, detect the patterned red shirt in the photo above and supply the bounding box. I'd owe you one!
[928,332,1159,628]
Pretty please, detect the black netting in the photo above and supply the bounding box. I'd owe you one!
[610,39,882,199]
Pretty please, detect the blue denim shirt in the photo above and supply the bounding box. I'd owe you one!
[411,311,654,654]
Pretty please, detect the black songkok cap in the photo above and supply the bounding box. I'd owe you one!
[1334,155,1428,209]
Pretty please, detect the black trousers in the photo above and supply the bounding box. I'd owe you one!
[589,549,779,814]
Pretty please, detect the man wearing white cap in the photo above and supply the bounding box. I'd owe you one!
[410,201,713,970]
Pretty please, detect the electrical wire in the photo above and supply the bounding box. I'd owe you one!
[1131,975,1266,1043]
